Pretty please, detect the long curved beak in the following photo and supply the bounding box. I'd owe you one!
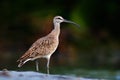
[63,19,80,28]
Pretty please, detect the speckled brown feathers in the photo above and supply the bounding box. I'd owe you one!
[17,33,59,67]
[17,16,79,74]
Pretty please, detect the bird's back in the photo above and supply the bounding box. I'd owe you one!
[17,34,59,67]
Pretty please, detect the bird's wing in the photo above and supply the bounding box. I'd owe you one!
[17,36,56,63]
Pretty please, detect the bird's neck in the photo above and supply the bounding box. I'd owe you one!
[50,23,60,38]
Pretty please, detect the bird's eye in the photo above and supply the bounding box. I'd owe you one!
[57,18,62,20]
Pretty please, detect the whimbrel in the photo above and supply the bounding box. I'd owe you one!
[17,16,79,74]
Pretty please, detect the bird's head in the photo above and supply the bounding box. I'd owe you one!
[53,16,80,27]
[53,16,64,23]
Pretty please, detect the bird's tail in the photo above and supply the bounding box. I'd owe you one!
[17,50,32,67]
[17,59,25,67]
[17,58,30,67]
[18,61,24,67]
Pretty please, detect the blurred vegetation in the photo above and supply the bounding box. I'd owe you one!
[0,0,119,71]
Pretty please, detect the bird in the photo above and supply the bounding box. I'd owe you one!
[17,16,79,74]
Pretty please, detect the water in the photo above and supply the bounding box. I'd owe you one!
[72,69,120,80]
[14,66,120,80]
[51,68,120,80]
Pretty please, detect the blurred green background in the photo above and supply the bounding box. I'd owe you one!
[0,0,120,78]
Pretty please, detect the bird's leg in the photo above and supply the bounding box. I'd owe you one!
[47,58,50,74]
[35,59,39,72]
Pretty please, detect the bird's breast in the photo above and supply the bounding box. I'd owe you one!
[40,37,59,58]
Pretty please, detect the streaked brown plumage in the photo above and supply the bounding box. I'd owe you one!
[17,16,79,74]
[17,31,59,66]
